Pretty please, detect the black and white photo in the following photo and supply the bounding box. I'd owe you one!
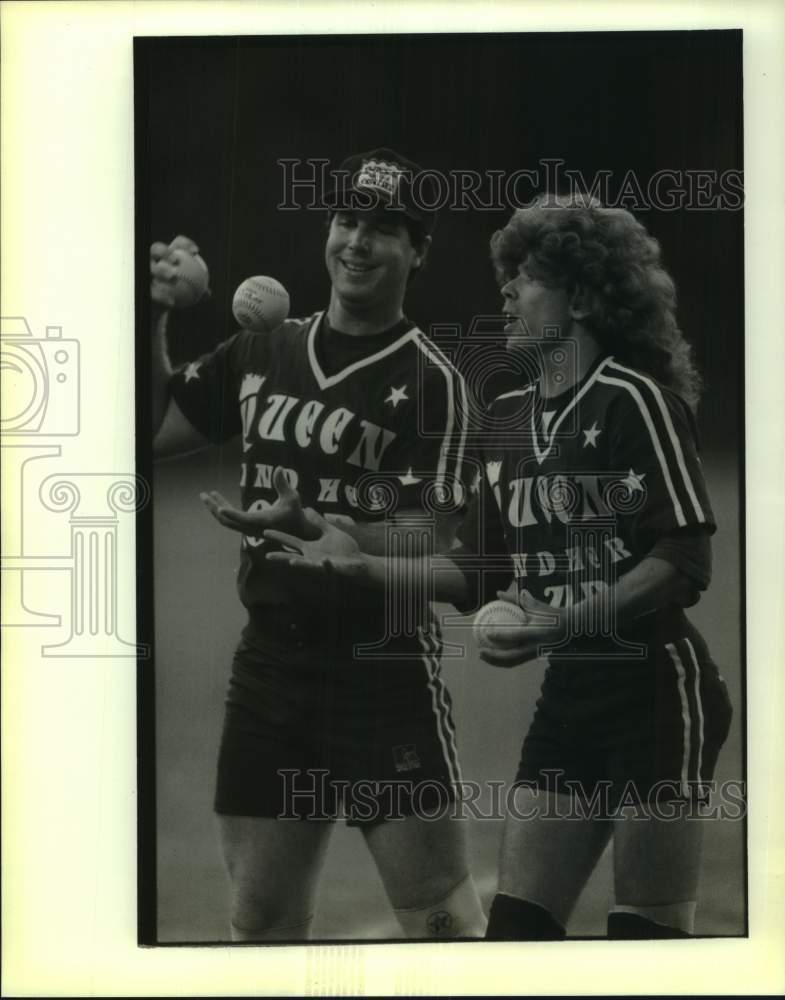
[137,30,745,944]
[5,3,785,995]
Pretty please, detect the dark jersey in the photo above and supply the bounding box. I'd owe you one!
[170,311,468,662]
[456,354,714,651]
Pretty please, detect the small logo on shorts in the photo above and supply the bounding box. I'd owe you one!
[426,910,453,936]
[393,744,422,772]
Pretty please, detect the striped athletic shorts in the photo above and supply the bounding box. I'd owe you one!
[516,621,733,811]
[214,629,462,825]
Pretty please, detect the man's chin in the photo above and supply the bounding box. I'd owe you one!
[334,284,380,311]
[338,284,374,303]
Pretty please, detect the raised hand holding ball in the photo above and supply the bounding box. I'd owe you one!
[168,248,210,308]
[150,236,210,309]
[233,276,290,333]
[473,599,529,651]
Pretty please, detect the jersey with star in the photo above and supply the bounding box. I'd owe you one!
[170,311,468,631]
[456,354,715,619]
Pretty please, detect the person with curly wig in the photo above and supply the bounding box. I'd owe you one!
[262,194,733,939]
[489,193,702,407]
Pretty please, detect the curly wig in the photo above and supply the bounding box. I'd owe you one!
[490,194,702,409]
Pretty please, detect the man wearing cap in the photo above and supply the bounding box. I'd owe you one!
[150,149,485,940]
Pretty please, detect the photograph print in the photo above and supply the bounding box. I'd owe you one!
[135,30,745,944]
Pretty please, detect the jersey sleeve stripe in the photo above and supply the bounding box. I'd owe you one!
[597,371,688,525]
[419,332,469,483]
[599,375,706,528]
[605,361,706,523]
[597,371,687,526]
[412,331,468,493]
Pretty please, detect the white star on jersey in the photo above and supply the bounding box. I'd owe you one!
[582,421,601,447]
[398,467,422,485]
[184,362,202,382]
[385,385,409,408]
[622,468,647,493]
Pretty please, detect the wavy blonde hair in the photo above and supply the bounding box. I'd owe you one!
[490,194,702,409]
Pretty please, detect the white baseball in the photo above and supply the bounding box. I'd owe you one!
[233,276,290,333]
[473,599,528,650]
[168,249,210,308]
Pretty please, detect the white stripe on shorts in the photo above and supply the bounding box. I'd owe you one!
[666,642,691,795]
[665,640,704,795]
[417,627,462,788]
[683,638,705,785]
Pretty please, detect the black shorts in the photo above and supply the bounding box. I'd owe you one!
[214,634,461,826]
[516,624,733,812]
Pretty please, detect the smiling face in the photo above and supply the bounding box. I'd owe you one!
[325,209,427,320]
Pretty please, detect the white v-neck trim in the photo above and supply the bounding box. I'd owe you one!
[531,357,610,464]
[307,311,422,390]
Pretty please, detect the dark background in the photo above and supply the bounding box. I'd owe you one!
[136,31,745,942]
[138,31,743,452]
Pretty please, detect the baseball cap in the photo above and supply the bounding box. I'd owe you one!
[325,147,439,235]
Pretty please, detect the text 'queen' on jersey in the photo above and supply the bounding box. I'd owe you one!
[170,312,469,662]
[457,353,715,653]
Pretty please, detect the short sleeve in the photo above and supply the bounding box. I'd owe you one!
[649,526,713,591]
[169,332,246,444]
[606,382,715,552]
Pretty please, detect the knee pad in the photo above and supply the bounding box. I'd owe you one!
[394,874,486,938]
[607,905,694,939]
[485,894,566,941]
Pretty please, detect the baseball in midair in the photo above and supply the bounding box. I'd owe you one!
[473,599,529,651]
[233,276,290,333]
[168,248,210,308]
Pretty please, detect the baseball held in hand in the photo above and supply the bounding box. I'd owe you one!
[168,249,210,308]
[233,276,290,333]
[473,599,529,651]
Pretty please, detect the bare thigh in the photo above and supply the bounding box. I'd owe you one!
[217,815,333,932]
[362,811,471,909]
[497,788,612,928]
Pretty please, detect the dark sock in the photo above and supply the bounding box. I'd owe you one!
[485,894,566,941]
[607,911,690,939]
